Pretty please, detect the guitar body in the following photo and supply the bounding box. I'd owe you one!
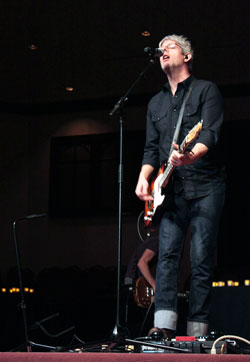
[134,276,154,308]
[144,164,167,228]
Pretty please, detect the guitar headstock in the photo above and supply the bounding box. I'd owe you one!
[186,120,203,144]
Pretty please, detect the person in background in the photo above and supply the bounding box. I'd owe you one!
[124,236,158,292]
[124,236,159,336]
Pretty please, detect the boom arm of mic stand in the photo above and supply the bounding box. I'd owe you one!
[109,58,155,117]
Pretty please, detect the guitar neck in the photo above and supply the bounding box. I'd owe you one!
[159,137,188,189]
[159,162,174,188]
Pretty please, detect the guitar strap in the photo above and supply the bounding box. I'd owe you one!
[168,79,196,159]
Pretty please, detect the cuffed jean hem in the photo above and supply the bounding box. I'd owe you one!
[154,309,178,331]
[187,321,208,336]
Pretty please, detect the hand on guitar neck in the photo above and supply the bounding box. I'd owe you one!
[169,141,208,167]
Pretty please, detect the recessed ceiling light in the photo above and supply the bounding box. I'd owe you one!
[28,44,38,50]
[142,31,151,37]
[65,87,74,92]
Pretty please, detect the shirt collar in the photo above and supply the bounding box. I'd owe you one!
[163,74,194,93]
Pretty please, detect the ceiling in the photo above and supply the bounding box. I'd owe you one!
[0,0,249,105]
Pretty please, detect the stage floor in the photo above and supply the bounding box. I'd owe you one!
[1,352,250,362]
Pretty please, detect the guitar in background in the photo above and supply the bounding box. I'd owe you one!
[134,276,154,308]
[134,276,189,308]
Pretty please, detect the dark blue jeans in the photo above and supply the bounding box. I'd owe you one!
[154,185,226,328]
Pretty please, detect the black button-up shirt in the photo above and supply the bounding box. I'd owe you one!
[142,75,226,199]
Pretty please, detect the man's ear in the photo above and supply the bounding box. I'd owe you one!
[184,53,192,62]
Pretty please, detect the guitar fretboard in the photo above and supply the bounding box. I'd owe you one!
[159,138,187,189]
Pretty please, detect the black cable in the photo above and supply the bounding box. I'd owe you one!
[138,302,153,337]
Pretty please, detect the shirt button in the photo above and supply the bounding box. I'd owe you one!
[173,108,177,112]
[187,112,190,116]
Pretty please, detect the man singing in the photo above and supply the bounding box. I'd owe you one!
[135,34,226,338]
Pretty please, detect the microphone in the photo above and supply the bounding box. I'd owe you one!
[144,47,164,57]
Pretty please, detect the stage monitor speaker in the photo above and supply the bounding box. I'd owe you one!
[209,286,250,339]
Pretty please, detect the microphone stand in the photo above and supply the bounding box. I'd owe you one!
[11,213,62,352]
[108,57,156,348]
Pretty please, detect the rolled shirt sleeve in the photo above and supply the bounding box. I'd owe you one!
[196,83,223,150]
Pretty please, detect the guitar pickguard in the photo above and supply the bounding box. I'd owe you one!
[153,173,165,213]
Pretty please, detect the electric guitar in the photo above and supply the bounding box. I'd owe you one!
[134,276,190,308]
[133,276,154,308]
[144,120,203,228]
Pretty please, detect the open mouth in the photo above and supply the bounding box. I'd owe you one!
[163,55,170,60]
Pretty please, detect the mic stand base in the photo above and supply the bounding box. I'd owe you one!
[111,324,126,342]
[10,340,60,352]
